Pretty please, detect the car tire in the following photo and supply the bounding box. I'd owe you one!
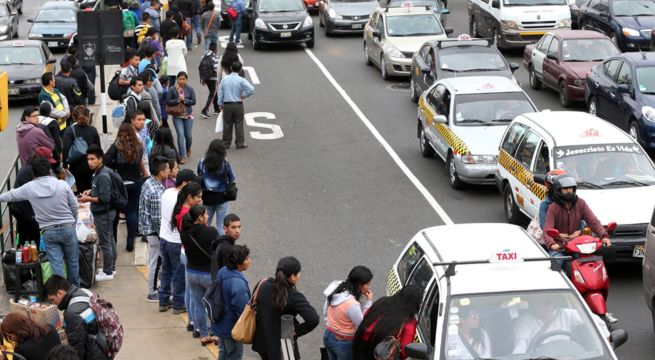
[504,183,521,224]
[529,65,542,90]
[364,43,372,65]
[419,127,435,158]
[252,32,262,50]
[306,38,315,49]
[470,17,478,37]
[447,152,465,190]
[588,96,598,116]
[410,77,419,103]
[559,81,571,107]
[380,56,389,80]
[629,120,640,141]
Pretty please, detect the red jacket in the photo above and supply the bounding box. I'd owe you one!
[362,318,417,359]
[542,198,608,248]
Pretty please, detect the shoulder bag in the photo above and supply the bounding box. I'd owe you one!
[374,327,403,360]
[231,278,266,344]
[166,88,187,117]
[223,162,238,201]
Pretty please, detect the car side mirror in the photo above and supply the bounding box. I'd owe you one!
[445,27,454,35]
[433,114,447,124]
[617,84,630,94]
[47,58,56,64]
[510,62,519,72]
[606,222,617,233]
[610,329,628,349]
[546,53,557,60]
[440,8,450,14]
[27,18,33,22]
[372,30,381,38]
[491,0,500,8]
[546,228,560,238]
[404,343,429,359]
[533,173,546,185]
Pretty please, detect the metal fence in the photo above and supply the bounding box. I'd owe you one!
[0,156,20,254]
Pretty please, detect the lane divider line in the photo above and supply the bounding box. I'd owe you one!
[304,48,454,225]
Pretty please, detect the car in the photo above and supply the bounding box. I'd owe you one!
[417,76,537,189]
[364,5,452,80]
[569,0,587,28]
[467,0,571,49]
[386,223,627,360]
[496,110,655,262]
[381,0,449,26]
[0,40,56,100]
[644,205,655,336]
[0,1,19,40]
[317,0,378,35]
[585,53,655,150]
[28,1,79,49]
[578,0,655,51]
[247,0,314,50]
[523,30,619,107]
[409,35,519,103]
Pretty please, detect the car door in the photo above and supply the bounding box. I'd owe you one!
[372,15,386,66]
[511,130,542,213]
[592,59,621,119]
[594,0,612,35]
[607,62,634,130]
[644,207,655,309]
[487,0,501,38]
[431,85,452,160]
[416,280,440,352]
[388,241,425,295]
[542,37,560,88]
[414,45,433,93]
[531,34,552,78]
[365,13,377,62]
[525,139,549,218]
[499,122,528,198]
[582,0,601,30]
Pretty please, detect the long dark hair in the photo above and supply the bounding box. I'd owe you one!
[221,42,239,72]
[171,182,202,230]
[1,312,50,343]
[151,127,177,158]
[459,306,486,352]
[328,266,373,304]
[181,204,207,231]
[273,256,301,313]
[203,139,227,173]
[353,285,423,356]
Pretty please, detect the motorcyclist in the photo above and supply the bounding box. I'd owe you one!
[539,169,567,229]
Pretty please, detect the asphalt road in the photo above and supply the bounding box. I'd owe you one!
[2,0,653,358]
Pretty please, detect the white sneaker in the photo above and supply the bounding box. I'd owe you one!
[97,269,117,276]
[95,272,115,282]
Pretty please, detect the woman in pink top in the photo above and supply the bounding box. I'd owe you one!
[323,266,373,360]
[171,182,203,231]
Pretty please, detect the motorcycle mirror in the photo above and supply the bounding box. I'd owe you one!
[545,229,560,238]
[606,222,617,233]
[533,174,546,185]
[610,329,628,349]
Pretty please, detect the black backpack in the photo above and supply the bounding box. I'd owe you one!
[101,167,128,209]
[108,71,129,101]
[203,275,238,323]
[198,53,214,81]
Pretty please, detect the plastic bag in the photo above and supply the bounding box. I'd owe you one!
[215,111,224,133]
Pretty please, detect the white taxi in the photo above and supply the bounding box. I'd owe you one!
[387,223,627,360]
[496,111,655,262]
[417,76,537,189]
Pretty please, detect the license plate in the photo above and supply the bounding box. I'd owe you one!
[633,245,645,258]
[8,88,19,95]
[48,41,58,47]
[280,32,291,38]
[352,23,363,29]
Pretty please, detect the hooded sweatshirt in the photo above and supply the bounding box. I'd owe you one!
[16,122,55,165]
[0,176,78,228]
[322,280,372,338]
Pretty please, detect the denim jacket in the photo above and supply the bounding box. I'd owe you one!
[197,158,235,192]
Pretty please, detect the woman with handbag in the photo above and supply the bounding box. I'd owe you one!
[62,105,100,193]
[252,256,320,360]
[166,71,196,165]
[197,139,236,230]
[180,204,217,346]
[352,285,422,360]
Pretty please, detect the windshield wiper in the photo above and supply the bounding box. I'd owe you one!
[604,179,649,186]
[441,68,461,72]
[460,68,502,72]
[494,118,514,122]
[4,62,38,65]
[461,119,493,125]
[577,180,604,189]
[41,20,71,22]
[521,357,558,360]
[642,91,655,94]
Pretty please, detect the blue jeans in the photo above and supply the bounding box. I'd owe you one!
[205,33,218,51]
[159,240,185,309]
[181,252,193,325]
[206,202,229,233]
[229,15,242,43]
[323,330,353,360]
[173,117,193,157]
[187,270,212,337]
[186,15,202,48]
[112,181,142,249]
[218,337,244,360]
[42,224,80,287]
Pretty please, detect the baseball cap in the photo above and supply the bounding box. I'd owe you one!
[175,169,201,187]
[34,147,57,165]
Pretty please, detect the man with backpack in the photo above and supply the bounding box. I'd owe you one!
[121,1,139,49]
[199,41,220,119]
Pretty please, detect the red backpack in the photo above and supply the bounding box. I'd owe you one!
[70,289,124,359]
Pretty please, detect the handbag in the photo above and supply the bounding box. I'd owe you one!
[215,111,224,133]
[226,6,238,20]
[166,92,187,117]
[223,163,238,201]
[231,278,266,344]
[373,328,403,360]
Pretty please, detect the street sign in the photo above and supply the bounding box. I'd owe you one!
[77,10,124,66]
[0,72,7,132]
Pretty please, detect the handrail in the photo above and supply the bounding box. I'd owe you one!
[0,155,20,254]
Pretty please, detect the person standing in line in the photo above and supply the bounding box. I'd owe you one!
[63,105,101,194]
[39,72,70,131]
[210,213,241,279]
[119,53,141,89]
[159,76,171,128]
[165,27,188,87]
[79,145,118,282]
[145,0,161,31]
[46,344,81,360]
[151,127,179,163]
[0,157,80,286]
[218,61,253,149]
[138,157,170,301]
[229,0,246,45]
[252,257,319,360]
[39,102,64,164]
[122,1,139,49]
[201,2,220,51]
[199,42,220,119]
[167,71,196,164]
[197,139,235,228]
[16,106,55,166]
[55,61,84,108]
[164,159,179,189]
[135,12,152,46]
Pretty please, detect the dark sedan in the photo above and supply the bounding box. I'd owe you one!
[318,0,378,35]
[248,0,314,49]
[28,1,78,49]
[585,53,655,150]
[409,36,518,103]
[0,40,56,100]
[0,2,19,40]
[578,0,655,51]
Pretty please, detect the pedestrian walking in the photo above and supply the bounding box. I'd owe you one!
[122,1,139,49]
[79,145,117,282]
[151,127,179,163]
[201,2,220,51]
[229,0,246,44]
[39,72,70,131]
[210,213,240,279]
[252,256,319,360]
[218,42,244,84]
[178,0,200,49]
[165,27,188,86]
[323,266,374,360]
[0,157,80,286]
[199,42,220,119]
[63,105,101,193]
[218,61,253,149]
[104,122,147,252]
[197,139,235,228]
[213,244,252,360]
[352,285,422,360]
[167,71,196,164]
[160,11,178,45]
[39,102,64,165]
[138,157,170,301]
[0,312,62,360]
[16,105,55,166]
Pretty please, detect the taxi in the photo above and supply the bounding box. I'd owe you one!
[496,111,655,262]
[417,76,537,189]
[363,2,452,80]
[0,40,56,101]
[387,223,627,360]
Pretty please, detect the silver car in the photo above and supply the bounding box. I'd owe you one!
[318,0,378,35]
[0,1,19,40]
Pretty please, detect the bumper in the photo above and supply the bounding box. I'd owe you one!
[621,36,651,51]
[567,83,585,102]
[8,83,41,100]
[253,27,313,45]
[599,236,645,263]
[455,161,497,185]
[30,37,69,48]
[500,29,565,48]
[637,118,655,150]
[384,56,412,76]
[325,18,367,33]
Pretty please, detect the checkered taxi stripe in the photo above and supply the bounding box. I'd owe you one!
[498,149,548,200]
[418,97,470,156]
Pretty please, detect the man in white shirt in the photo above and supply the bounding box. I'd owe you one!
[513,301,583,354]
[164,27,188,87]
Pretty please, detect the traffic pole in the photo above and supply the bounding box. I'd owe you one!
[281,314,295,360]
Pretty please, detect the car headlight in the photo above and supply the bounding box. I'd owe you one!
[254,18,267,30]
[500,20,517,31]
[558,18,571,28]
[623,27,640,37]
[327,8,342,19]
[29,32,42,38]
[460,154,497,164]
[384,44,402,58]
[24,78,42,85]
[572,78,584,86]
[0,26,7,33]
[642,106,655,122]
[303,15,313,28]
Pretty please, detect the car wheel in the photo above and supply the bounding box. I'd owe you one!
[410,77,419,103]
[588,96,598,116]
[529,65,542,90]
[629,120,640,141]
[447,152,465,190]
[306,38,315,49]
[419,128,435,158]
[504,183,521,224]
[559,81,571,107]
[470,17,478,37]
[252,32,262,50]
[364,43,372,65]
[380,56,389,80]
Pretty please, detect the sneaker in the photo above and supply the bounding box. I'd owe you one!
[236,144,248,149]
[186,323,194,332]
[97,269,117,276]
[95,272,115,282]
[126,245,134,252]
[178,156,187,165]
[197,36,202,45]
[213,110,220,115]
[159,304,172,312]
[200,111,209,119]
[193,330,201,338]
[146,293,158,302]
[172,307,187,315]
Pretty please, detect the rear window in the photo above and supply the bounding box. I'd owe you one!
[397,242,424,284]
[406,258,434,290]
[438,47,507,72]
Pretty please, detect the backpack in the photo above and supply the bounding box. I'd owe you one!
[70,288,124,359]
[66,126,88,164]
[203,275,238,323]
[102,167,128,210]
[107,71,128,101]
[122,9,137,37]
[198,53,214,81]
[110,94,138,128]
[226,6,238,20]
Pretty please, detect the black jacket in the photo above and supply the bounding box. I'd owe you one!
[160,18,179,44]
[70,64,91,99]
[180,223,216,273]
[14,324,61,360]
[58,286,109,360]
[210,234,235,280]
[39,116,63,161]
[177,0,197,18]
[252,279,319,360]
[8,165,36,227]
[55,74,84,107]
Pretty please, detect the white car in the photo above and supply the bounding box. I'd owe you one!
[496,110,655,262]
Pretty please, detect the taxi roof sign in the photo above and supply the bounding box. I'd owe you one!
[490,249,520,262]
[457,34,472,40]
[12,40,24,47]
[401,0,413,6]
[433,255,569,277]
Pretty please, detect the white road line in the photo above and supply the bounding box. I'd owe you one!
[304,48,454,225]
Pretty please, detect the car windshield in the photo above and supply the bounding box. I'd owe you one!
[35,9,76,22]
[612,0,655,16]
[0,47,44,65]
[561,39,620,61]
[0,6,7,16]
[258,0,305,12]
[439,48,507,72]
[386,14,443,36]
[636,66,655,94]
[554,145,655,187]
[388,0,444,9]
[503,0,567,7]
[454,92,535,126]
[442,291,611,360]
